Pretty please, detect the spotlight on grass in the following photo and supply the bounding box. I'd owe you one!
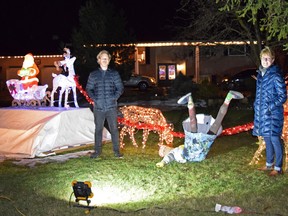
[71,180,94,208]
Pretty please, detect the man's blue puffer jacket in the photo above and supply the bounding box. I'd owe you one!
[86,68,124,112]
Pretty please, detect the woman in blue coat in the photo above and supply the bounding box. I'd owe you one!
[253,46,287,176]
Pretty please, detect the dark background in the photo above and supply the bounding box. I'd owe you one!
[0,0,180,55]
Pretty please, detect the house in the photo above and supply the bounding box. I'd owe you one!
[0,41,256,91]
[134,41,255,86]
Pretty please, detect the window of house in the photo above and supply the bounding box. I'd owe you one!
[227,45,247,56]
[137,47,146,64]
[158,64,176,81]
[200,47,216,57]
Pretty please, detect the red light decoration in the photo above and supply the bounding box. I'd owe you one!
[76,82,256,137]
[220,122,254,136]
[72,79,288,170]
[74,76,94,105]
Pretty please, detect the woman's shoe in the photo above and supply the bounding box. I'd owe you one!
[269,170,283,176]
[257,166,273,171]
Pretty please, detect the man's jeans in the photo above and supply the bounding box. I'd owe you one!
[94,109,120,155]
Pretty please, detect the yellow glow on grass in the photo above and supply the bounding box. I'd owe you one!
[89,185,154,206]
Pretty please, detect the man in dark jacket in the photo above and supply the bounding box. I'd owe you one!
[86,50,124,159]
[253,46,287,176]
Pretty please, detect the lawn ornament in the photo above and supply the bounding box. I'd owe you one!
[156,90,244,167]
[6,53,49,106]
[119,105,174,148]
[182,114,222,162]
[17,53,39,90]
[50,48,79,108]
[156,114,222,167]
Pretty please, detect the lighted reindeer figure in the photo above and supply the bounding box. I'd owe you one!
[50,48,79,108]
[119,105,174,148]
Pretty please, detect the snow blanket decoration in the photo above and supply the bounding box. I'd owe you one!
[0,107,110,158]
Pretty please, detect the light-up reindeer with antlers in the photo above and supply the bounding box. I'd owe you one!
[50,47,79,108]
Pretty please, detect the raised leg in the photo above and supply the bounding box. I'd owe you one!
[188,95,197,133]
[208,90,244,135]
[177,92,197,132]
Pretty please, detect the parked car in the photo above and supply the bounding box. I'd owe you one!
[123,74,157,91]
[221,68,257,91]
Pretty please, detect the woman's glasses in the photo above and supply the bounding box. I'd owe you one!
[261,57,272,62]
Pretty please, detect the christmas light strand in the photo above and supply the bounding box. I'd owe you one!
[76,79,255,138]
[76,80,288,169]
[220,122,254,136]
[74,75,94,105]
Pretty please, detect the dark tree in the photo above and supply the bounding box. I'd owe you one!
[172,0,287,67]
[71,0,136,85]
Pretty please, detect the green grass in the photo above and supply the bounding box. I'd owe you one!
[1,107,288,216]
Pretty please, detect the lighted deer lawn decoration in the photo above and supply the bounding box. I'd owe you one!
[50,48,79,108]
[119,105,174,148]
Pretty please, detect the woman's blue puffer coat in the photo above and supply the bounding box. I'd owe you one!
[252,65,287,137]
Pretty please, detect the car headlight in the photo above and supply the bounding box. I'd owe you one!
[150,78,156,84]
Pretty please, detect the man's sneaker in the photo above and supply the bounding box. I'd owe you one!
[229,90,244,100]
[177,92,191,105]
[90,152,100,159]
[115,153,123,158]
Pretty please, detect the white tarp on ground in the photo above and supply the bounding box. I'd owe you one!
[0,107,111,159]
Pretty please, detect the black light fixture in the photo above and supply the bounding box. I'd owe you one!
[71,180,94,207]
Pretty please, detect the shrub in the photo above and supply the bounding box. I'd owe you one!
[170,72,197,96]
[194,79,221,100]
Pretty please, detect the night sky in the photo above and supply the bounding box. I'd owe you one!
[0,0,180,56]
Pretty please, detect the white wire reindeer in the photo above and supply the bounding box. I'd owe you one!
[50,48,79,108]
